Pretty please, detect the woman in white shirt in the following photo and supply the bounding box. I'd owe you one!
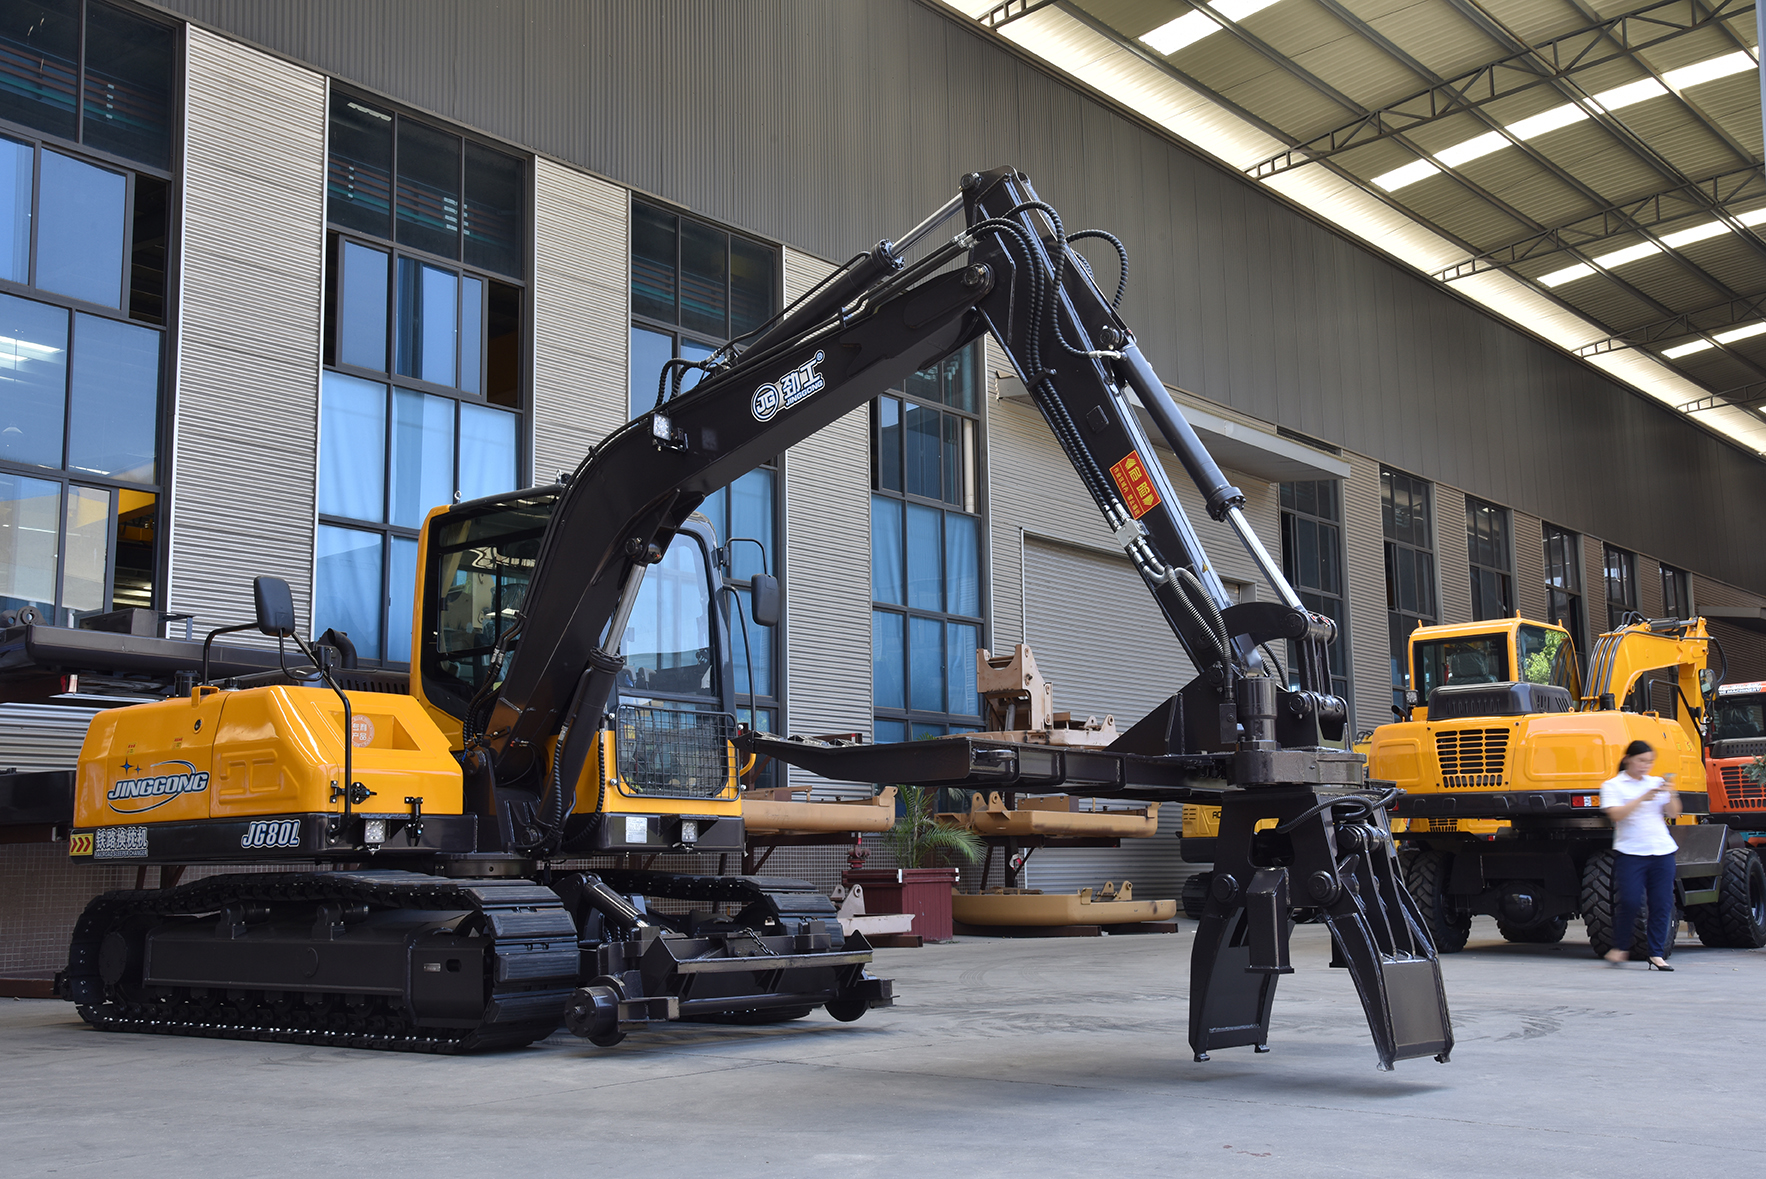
[1600,739,1681,970]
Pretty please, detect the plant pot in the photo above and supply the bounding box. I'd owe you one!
[841,867,960,942]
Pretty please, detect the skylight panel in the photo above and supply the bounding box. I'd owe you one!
[1139,1,1281,56]
[1434,131,1509,168]
[1662,51,1756,92]
[1590,77,1669,113]
[1539,262,1595,287]
[1372,159,1441,191]
[1507,104,1588,140]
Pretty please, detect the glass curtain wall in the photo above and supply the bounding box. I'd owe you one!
[318,90,527,664]
[1382,468,1436,713]
[1466,496,1514,621]
[0,0,174,624]
[1543,524,1585,659]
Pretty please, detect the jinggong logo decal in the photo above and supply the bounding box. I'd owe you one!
[107,759,211,814]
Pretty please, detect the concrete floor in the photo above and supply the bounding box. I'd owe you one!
[3,917,1763,1178]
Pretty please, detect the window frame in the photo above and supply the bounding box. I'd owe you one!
[318,90,531,667]
[1381,467,1437,713]
[0,24,179,625]
[1542,522,1585,662]
[1465,494,1514,623]
[1660,563,1690,620]
[870,343,989,741]
[1604,544,1638,631]
[1278,479,1350,710]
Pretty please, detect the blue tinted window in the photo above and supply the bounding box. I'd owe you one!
[460,275,483,394]
[908,616,944,712]
[82,1,176,168]
[873,611,904,709]
[0,137,30,284]
[947,622,979,717]
[67,313,158,483]
[37,151,125,308]
[339,241,388,371]
[874,397,902,492]
[316,524,383,656]
[912,722,947,741]
[395,119,460,259]
[944,513,979,616]
[390,389,453,528]
[319,372,387,521]
[905,502,941,611]
[731,586,773,697]
[871,495,903,605]
[458,403,515,502]
[679,338,714,395]
[874,718,906,745]
[903,401,940,498]
[386,536,418,663]
[0,293,69,469]
[396,258,458,387]
[0,471,60,614]
[0,1,77,140]
[728,467,774,580]
[630,325,672,419]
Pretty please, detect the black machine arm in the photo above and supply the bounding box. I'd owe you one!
[483,167,1344,797]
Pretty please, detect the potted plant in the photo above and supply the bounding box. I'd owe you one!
[842,785,983,942]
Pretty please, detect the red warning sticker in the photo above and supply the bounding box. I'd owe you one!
[1109,450,1162,519]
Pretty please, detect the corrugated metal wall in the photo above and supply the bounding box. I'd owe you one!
[1585,533,1609,638]
[531,158,629,479]
[153,0,1766,596]
[168,28,325,633]
[1638,555,1664,618]
[780,248,873,794]
[1343,453,1389,736]
[1435,484,1473,627]
[1513,510,1548,624]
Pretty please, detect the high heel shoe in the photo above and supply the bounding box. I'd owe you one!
[1647,958,1674,971]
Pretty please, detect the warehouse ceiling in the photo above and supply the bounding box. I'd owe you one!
[941,0,1766,456]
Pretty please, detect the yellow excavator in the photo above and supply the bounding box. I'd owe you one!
[1366,614,1761,955]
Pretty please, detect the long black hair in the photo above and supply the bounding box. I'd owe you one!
[1619,739,1653,774]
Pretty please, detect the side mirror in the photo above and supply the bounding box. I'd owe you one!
[1699,669,1718,697]
[750,574,781,628]
[253,576,297,638]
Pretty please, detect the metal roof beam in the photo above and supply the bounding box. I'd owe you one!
[1244,0,1755,180]
[1433,165,1765,281]
[1575,291,1766,355]
[1678,380,1766,412]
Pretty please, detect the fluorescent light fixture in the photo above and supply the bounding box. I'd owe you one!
[1507,104,1588,140]
[1139,10,1215,55]
[1539,262,1595,287]
[1663,51,1756,92]
[1590,77,1669,113]
[1660,220,1731,248]
[1660,321,1766,360]
[1139,1,1280,56]
[1434,130,1509,167]
[1373,158,1441,191]
[1593,241,1663,268]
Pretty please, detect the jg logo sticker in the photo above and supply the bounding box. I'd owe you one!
[750,351,826,422]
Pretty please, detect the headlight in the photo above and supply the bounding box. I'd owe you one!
[363,818,387,845]
[680,819,699,844]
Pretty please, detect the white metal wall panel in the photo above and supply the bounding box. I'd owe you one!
[1343,452,1390,736]
[531,158,628,481]
[1435,484,1473,627]
[168,29,325,634]
[0,705,101,773]
[1513,509,1547,624]
[781,248,872,795]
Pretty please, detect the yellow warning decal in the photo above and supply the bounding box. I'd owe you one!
[69,832,93,857]
[1109,450,1162,519]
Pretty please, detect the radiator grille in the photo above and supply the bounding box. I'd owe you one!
[616,705,735,799]
[1435,728,1510,789]
[1718,765,1766,810]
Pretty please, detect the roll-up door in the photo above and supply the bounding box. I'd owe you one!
[1011,536,1204,901]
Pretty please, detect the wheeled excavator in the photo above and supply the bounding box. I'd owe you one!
[1368,614,1766,955]
[50,167,1452,1067]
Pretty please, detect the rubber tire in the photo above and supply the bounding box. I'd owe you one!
[1181,872,1212,921]
[1688,848,1766,948]
[1402,849,1470,954]
[824,999,869,1023]
[1496,915,1568,944]
[1581,849,1672,961]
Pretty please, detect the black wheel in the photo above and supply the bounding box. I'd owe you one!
[1496,915,1567,944]
[1581,850,1671,960]
[824,999,869,1023]
[1688,848,1766,949]
[1181,872,1212,920]
[1402,849,1470,954]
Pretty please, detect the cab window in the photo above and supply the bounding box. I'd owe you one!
[1517,624,1577,693]
[429,495,552,696]
[1413,635,1508,702]
[618,533,717,701]
[1713,697,1766,741]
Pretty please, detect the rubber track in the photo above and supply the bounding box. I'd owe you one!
[1689,848,1766,948]
[63,870,578,1054]
[1401,850,1469,954]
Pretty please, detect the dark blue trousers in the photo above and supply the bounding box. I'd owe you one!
[1613,851,1676,957]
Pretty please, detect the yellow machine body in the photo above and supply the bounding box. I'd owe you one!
[75,685,464,831]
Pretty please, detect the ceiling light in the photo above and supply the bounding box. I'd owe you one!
[1434,131,1509,168]
[1139,10,1215,55]
[1663,51,1757,92]
[1660,220,1731,248]
[1592,241,1663,268]
[1736,208,1766,227]
[1539,262,1595,287]
[1716,322,1766,345]
[1590,77,1669,113]
[1507,104,1588,140]
[1372,158,1441,191]
[1663,339,1716,359]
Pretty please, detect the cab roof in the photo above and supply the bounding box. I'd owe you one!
[1406,618,1569,645]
